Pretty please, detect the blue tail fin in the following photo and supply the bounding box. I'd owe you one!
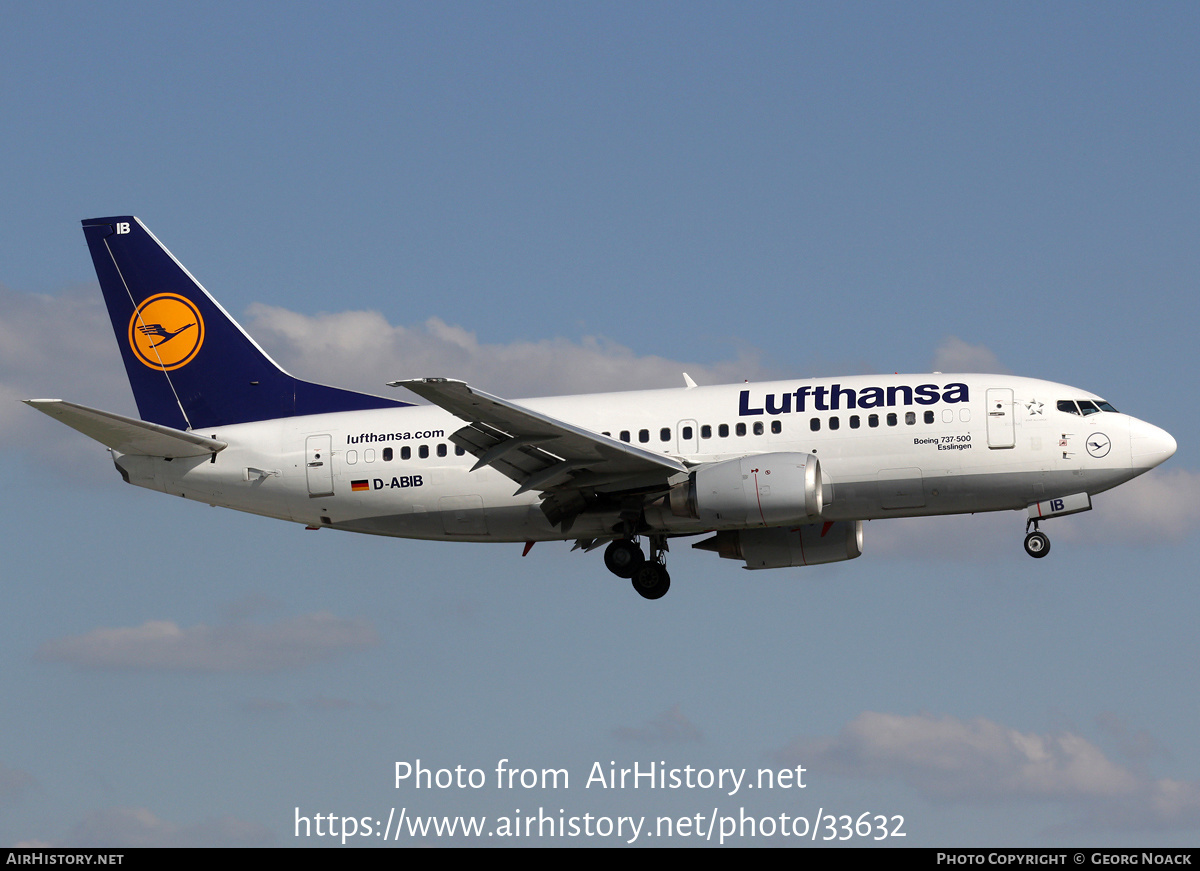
[82,216,409,430]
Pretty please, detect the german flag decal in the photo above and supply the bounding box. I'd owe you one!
[351,479,370,492]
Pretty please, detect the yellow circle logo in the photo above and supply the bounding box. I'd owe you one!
[128,294,205,370]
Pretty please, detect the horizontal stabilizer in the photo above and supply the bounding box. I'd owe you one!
[23,399,227,458]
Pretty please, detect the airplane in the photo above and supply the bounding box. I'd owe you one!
[25,216,1178,600]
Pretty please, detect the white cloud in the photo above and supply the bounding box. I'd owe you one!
[780,711,1200,832]
[0,285,122,405]
[0,289,1028,458]
[4,286,777,475]
[243,304,778,400]
[1081,468,1200,543]
[861,467,1200,562]
[0,285,134,479]
[932,337,1010,374]
[36,612,378,672]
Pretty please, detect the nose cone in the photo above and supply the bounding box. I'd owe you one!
[1129,418,1177,470]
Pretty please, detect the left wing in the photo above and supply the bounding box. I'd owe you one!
[390,378,688,529]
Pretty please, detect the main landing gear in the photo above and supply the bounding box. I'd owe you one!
[1023,519,1051,559]
[604,536,671,600]
[603,539,643,578]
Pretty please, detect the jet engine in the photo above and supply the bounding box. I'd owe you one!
[693,520,863,569]
[669,452,823,528]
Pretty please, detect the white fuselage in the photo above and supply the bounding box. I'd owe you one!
[112,373,1174,543]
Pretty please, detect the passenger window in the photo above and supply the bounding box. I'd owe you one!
[620,430,630,442]
[639,429,649,443]
[455,445,465,456]
[771,420,781,434]
[437,443,447,457]
[682,425,693,439]
[753,421,764,436]
[735,422,746,436]
[701,425,712,439]
[660,427,671,442]
[365,449,375,463]
[924,411,934,424]
[719,424,729,438]
[346,450,358,465]
[810,418,820,432]
[887,413,897,426]
[419,445,429,459]
[869,414,879,428]
[383,447,393,461]
[905,411,915,425]
[401,446,411,460]
[829,416,840,431]
[849,415,860,429]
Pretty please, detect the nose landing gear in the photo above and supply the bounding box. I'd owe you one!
[1023,519,1051,558]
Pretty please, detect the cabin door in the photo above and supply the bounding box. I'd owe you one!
[986,388,1015,449]
[306,434,335,497]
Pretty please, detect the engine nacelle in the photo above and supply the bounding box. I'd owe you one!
[670,452,823,528]
[693,521,864,570]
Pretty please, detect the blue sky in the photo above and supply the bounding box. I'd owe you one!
[2,2,1199,847]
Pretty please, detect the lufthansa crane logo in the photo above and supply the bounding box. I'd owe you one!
[1086,432,1111,459]
[128,293,205,371]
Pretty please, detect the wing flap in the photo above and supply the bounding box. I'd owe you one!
[449,420,565,484]
[24,399,227,458]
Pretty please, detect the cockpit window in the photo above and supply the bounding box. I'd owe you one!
[1060,398,1118,415]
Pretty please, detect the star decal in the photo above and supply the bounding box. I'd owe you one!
[1025,399,1044,415]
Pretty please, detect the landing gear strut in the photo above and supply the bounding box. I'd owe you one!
[630,535,670,600]
[1023,519,1051,559]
